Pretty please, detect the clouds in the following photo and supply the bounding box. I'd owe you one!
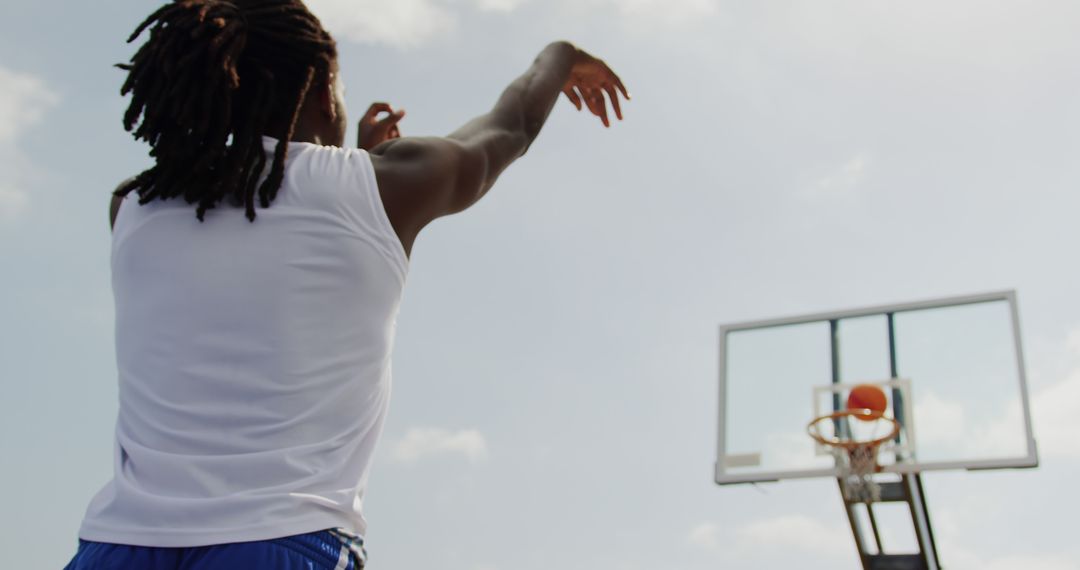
[691,510,1079,569]
[689,515,852,564]
[305,0,528,48]
[306,0,456,48]
[391,427,489,463]
[686,521,725,551]
[912,389,1028,461]
[957,553,1080,570]
[591,0,720,27]
[305,0,718,48]
[1032,369,1080,458]
[474,0,527,13]
[802,153,870,202]
[0,65,59,222]
[1030,328,1080,459]
[934,503,1080,570]
[736,514,850,559]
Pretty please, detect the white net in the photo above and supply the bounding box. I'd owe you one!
[808,410,902,503]
[834,444,884,503]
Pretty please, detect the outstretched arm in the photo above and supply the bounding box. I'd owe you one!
[370,41,629,256]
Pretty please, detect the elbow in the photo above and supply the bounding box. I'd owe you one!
[513,128,534,158]
[522,120,543,152]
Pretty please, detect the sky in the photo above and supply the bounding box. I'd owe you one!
[2,0,1080,568]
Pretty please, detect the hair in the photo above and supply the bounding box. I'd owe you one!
[115,0,338,221]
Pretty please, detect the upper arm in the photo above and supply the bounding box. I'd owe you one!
[368,48,571,249]
[370,123,528,243]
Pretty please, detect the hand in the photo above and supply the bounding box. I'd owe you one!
[561,50,630,128]
[357,102,405,150]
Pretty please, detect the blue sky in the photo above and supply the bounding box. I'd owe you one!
[3,1,1080,568]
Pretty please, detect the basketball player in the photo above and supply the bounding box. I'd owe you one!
[65,1,628,568]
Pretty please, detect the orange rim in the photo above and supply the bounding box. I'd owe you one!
[806,409,902,450]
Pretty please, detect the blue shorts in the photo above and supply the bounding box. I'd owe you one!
[64,529,365,569]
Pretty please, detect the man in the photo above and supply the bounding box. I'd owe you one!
[67,0,628,568]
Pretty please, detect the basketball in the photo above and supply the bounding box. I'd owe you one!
[846,384,888,421]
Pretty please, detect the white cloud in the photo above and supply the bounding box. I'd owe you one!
[686,521,724,551]
[914,389,1030,461]
[804,153,869,200]
[689,515,850,559]
[763,431,832,470]
[391,427,488,462]
[475,0,527,13]
[307,0,457,48]
[737,514,851,559]
[913,390,968,449]
[0,69,56,141]
[941,534,1080,570]
[1029,328,1080,459]
[0,183,29,222]
[773,1,1079,72]
[0,65,59,222]
[306,0,712,48]
[890,325,1080,465]
[306,0,527,48]
[619,0,719,24]
[981,555,1079,570]
[579,0,720,28]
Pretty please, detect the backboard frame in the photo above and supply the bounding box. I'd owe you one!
[715,290,1038,485]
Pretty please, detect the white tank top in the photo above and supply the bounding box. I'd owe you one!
[79,137,408,547]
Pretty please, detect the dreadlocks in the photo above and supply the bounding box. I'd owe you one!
[115,0,338,221]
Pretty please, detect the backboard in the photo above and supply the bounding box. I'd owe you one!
[715,290,1038,485]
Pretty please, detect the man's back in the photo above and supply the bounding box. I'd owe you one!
[70,2,625,566]
[81,137,408,547]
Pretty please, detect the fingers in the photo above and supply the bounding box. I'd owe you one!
[599,62,628,122]
[608,68,630,101]
[615,76,630,100]
[362,102,394,122]
[594,58,630,101]
[361,103,404,129]
[582,87,609,128]
[377,109,405,130]
[565,57,630,128]
[562,86,583,111]
[604,83,622,121]
[356,103,405,149]
[369,110,404,144]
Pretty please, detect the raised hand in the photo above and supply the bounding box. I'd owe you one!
[561,50,630,128]
[357,102,405,150]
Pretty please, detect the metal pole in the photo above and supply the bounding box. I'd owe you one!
[830,319,846,438]
[887,313,905,449]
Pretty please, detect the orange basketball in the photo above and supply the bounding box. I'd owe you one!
[846,384,888,421]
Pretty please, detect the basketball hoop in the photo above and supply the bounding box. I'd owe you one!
[807,409,902,503]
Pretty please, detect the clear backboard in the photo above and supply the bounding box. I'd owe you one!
[715,290,1038,485]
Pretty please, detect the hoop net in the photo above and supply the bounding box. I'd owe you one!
[807,409,902,503]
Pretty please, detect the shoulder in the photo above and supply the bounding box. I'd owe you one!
[363,138,466,257]
[369,137,474,177]
[110,177,137,230]
[368,137,484,210]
